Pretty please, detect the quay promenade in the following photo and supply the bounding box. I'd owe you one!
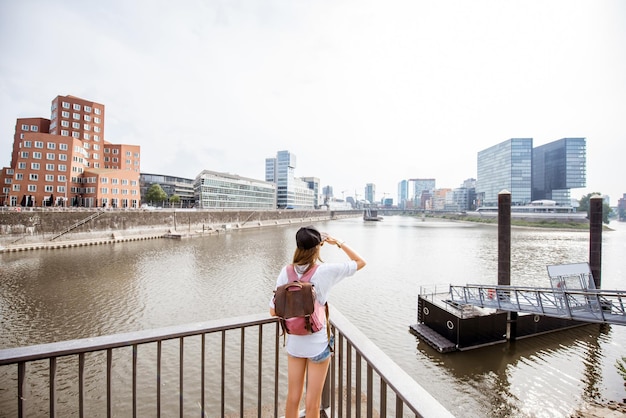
[0,208,361,253]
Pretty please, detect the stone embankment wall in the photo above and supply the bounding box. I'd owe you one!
[0,209,361,248]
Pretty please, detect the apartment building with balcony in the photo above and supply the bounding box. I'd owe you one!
[0,95,141,208]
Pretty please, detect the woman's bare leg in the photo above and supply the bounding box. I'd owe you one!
[286,355,307,418]
[304,357,330,418]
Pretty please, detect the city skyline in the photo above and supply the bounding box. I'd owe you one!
[1,1,624,203]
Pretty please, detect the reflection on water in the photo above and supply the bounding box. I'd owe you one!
[1,217,625,417]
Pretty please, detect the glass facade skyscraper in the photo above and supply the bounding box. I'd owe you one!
[477,137,586,208]
[476,138,533,207]
[532,138,586,205]
[265,150,315,209]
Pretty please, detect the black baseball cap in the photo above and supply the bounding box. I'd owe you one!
[296,226,323,250]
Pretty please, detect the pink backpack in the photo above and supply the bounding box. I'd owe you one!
[273,264,328,337]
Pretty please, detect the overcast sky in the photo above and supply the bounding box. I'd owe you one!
[1,0,625,203]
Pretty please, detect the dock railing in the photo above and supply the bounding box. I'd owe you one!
[0,304,453,418]
[449,284,626,325]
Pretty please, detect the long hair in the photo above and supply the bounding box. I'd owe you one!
[292,245,323,273]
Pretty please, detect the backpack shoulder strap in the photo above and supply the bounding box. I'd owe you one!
[285,265,299,282]
[298,264,319,283]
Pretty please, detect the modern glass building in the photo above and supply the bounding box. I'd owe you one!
[364,183,376,204]
[140,173,195,207]
[194,170,276,209]
[476,138,533,207]
[409,178,436,209]
[264,150,315,209]
[532,138,586,205]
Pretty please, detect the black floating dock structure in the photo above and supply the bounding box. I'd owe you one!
[410,194,612,353]
[410,295,587,352]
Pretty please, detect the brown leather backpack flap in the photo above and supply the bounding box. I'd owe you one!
[274,281,316,319]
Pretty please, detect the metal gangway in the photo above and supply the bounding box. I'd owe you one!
[448,263,626,326]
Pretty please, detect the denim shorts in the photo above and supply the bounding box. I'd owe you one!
[310,335,334,363]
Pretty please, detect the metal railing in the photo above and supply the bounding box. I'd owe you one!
[0,305,453,418]
[449,284,626,325]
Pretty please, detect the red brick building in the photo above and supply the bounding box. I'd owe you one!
[1,95,141,208]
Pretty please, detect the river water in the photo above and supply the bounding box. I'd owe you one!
[1,216,625,417]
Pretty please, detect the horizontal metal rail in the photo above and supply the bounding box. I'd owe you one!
[449,285,626,325]
[0,305,453,417]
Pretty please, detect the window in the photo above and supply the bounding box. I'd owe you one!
[72,132,80,138]
[101,177,108,183]
[94,117,101,124]
[72,122,80,129]
[20,152,28,158]
[112,149,119,154]
[84,105,91,113]
[93,126,100,133]
[126,151,131,156]
[15,173,23,180]
[59,144,68,151]
[58,164,67,171]
[100,187,108,194]
[112,188,119,195]
[56,185,66,193]
[94,108,101,115]
[21,124,29,131]
[33,152,42,159]
[73,103,81,111]
[46,164,55,171]
[62,111,70,118]
[47,153,55,160]
[29,174,38,181]
[93,135,100,142]
[45,185,54,193]
[23,141,31,148]
[47,142,56,149]
[58,175,67,182]
[13,184,20,191]
[84,143,90,149]
[35,141,43,148]
[84,115,91,122]
[31,163,40,170]
[62,102,70,109]
[73,113,80,120]
[31,125,38,132]
[45,174,54,181]
[61,120,69,127]
[93,144,99,150]
[28,185,37,192]
[61,130,69,136]
[18,162,26,169]
[111,178,118,184]
[84,124,90,131]
[4,178,11,184]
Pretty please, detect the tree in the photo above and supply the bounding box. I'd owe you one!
[145,184,167,205]
[169,194,181,207]
[578,193,610,224]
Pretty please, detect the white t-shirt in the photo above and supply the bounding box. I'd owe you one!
[270,261,357,358]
